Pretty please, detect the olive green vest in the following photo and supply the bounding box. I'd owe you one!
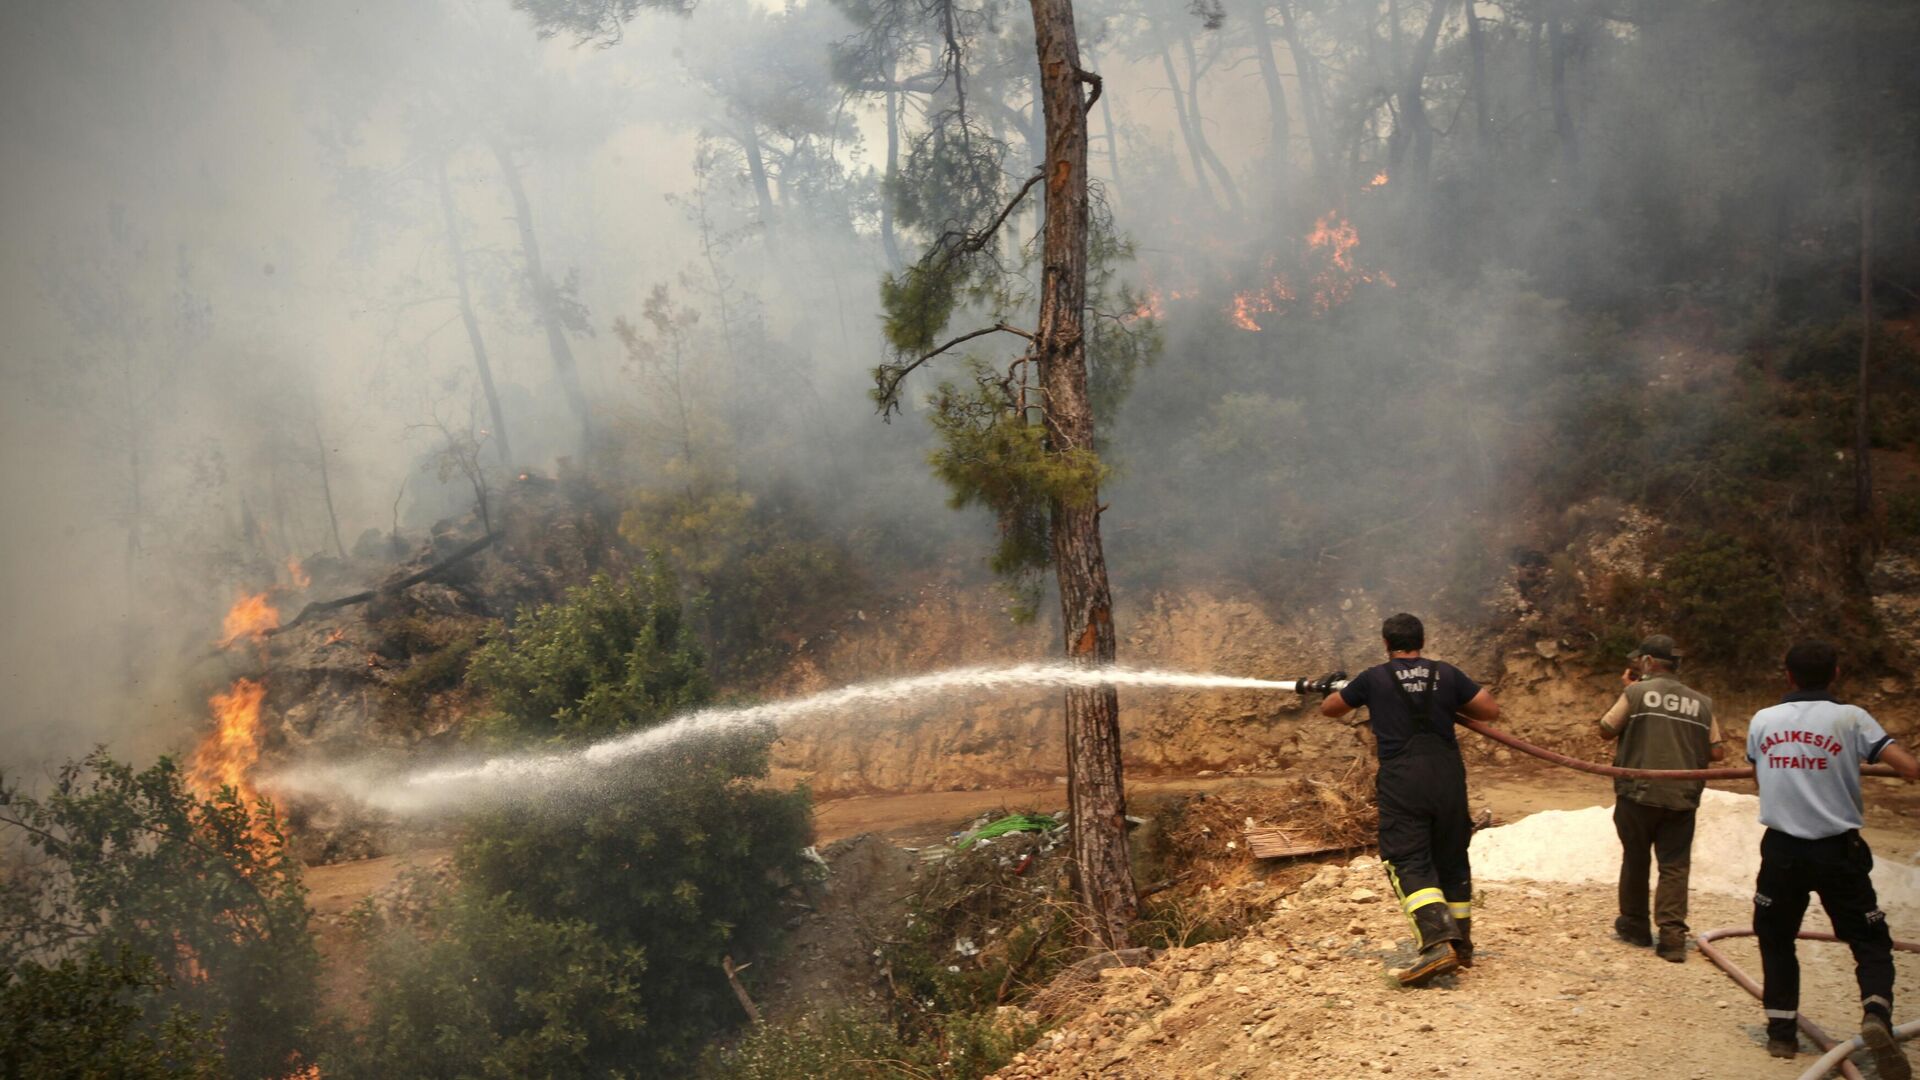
[1612,675,1715,810]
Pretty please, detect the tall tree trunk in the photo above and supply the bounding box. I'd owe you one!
[1464,0,1492,168]
[1180,32,1244,215]
[1547,1,1579,170]
[1028,0,1137,949]
[881,65,905,270]
[1158,43,1220,211]
[1247,0,1293,170]
[738,123,779,231]
[1855,125,1875,521]
[489,136,591,454]
[311,412,348,560]
[1278,1,1332,191]
[436,155,512,466]
[1387,0,1448,182]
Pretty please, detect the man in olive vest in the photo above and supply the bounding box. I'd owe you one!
[1597,634,1725,962]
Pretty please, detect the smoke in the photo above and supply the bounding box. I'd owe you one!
[1,0,1912,772]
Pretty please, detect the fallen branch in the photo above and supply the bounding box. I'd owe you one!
[268,532,497,637]
[722,954,762,1024]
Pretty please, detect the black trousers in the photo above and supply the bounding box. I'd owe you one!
[1378,739,1473,949]
[1753,828,1896,1025]
[1613,799,1696,933]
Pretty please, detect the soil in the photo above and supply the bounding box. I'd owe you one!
[754,833,922,1026]
[990,872,1920,1080]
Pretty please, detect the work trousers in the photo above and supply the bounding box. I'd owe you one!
[1613,798,1696,934]
[1753,828,1896,1027]
[1378,738,1473,950]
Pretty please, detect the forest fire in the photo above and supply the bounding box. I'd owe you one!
[187,677,266,809]
[218,591,280,648]
[1369,171,1389,187]
[286,555,310,590]
[1305,211,1393,313]
[1227,213,1392,330]
[1229,271,1297,331]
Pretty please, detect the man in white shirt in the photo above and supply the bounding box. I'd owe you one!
[1747,641,1919,1074]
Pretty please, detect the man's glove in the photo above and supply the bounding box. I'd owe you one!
[1306,671,1348,695]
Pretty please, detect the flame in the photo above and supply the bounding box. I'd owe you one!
[1227,256,1296,332]
[286,556,310,590]
[1223,213,1391,331]
[188,678,266,808]
[218,592,280,649]
[1369,171,1389,187]
[324,627,346,645]
[1305,212,1393,313]
[1307,212,1360,272]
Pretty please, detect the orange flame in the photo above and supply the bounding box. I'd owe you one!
[1305,211,1393,312]
[1228,256,1296,332]
[286,556,310,591]
[188,677,266,807]
[218,592,280,649]
[1369,171,1389,187]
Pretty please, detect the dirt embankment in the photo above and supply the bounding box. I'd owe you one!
[761,584,1511,798]
[762,578,1920,801]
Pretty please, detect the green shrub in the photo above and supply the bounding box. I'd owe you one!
[340,563,813,1078]
[330,888,648,1079]
[0,950,222,1079]
[1654,533,1786,667]
[0,753,319,1080]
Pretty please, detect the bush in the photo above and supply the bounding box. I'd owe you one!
[1654,533,1786,667]
[620,488,860,683]
[330,887,648,1079]
[0,950,222,1079]
[338,563,813,1078]
[0,753,319,1080]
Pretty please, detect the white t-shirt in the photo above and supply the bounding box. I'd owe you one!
[1746,694,1896,840]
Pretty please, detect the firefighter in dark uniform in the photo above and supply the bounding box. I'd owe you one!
[1316,612,1500,985]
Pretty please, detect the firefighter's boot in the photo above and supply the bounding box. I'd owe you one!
[1614,915,1652,947]
[1397,902,1462,986]
[1766,1018,1798,1060]
[1455,917,1473,968]
[1863,1010,1913,1080]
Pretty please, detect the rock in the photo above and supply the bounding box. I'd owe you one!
[1349,887,1380,904]
[1534,639,1560,659]
[1288,965,1308,984]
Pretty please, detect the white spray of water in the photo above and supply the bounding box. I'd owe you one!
[267,664,1301,815]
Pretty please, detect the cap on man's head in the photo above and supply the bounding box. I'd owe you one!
[1629,634,1679,663]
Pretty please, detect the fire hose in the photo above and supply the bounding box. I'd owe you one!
[1271,675,1915,1076]
[1270,676,1905,779]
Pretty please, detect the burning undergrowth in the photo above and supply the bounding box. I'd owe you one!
[181,475,634,862]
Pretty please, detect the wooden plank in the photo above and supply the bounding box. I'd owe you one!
[1243,827,1349,860]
